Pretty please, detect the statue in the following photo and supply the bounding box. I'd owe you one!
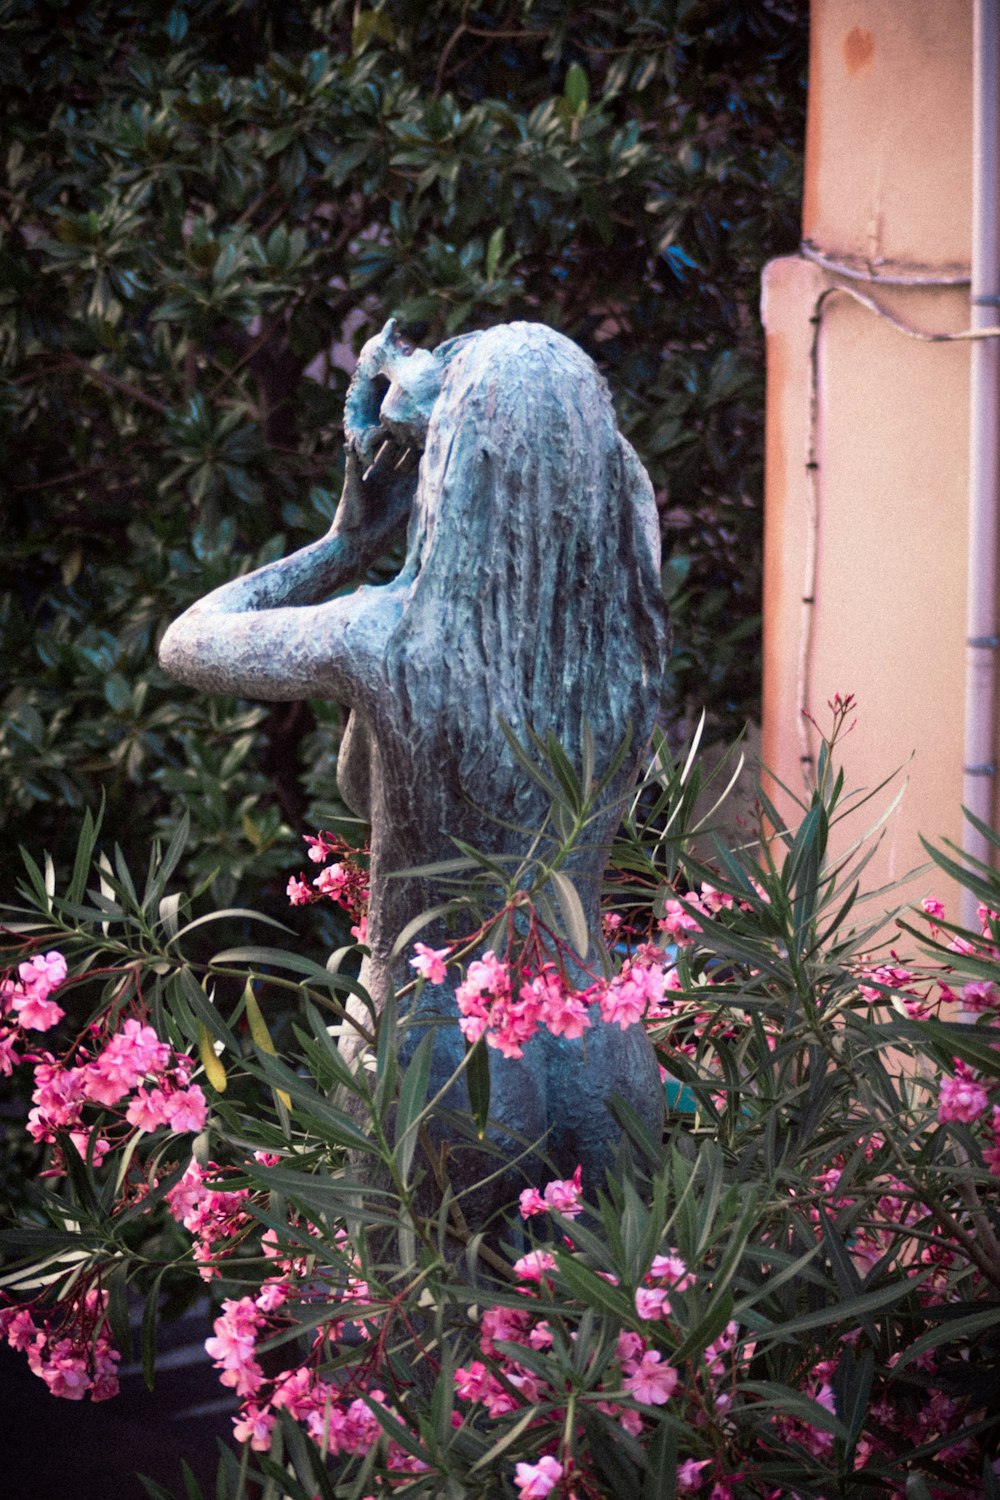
[160,320,668,1220]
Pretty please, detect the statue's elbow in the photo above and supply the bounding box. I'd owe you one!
[158,617,195,685]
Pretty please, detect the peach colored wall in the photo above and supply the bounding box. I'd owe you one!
[803,0,972,271]
[761,0,981,915]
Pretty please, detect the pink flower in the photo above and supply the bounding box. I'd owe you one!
[38,1339,92,1400]
[255,1281,288,1313]
[528,1320,553,1350]
[233,1404,276,1451]
[939,1065,990,1124]
[538,986,591,1040]
[272,1366,322,1419]
[458,1011,489,1045]
[599,974,647,1029]
[635,1287,670,1320]
[455,1360,508,1406]
[164,1083,208,1134]
[286,875,313,905]
[28,1059,86,1140]
[616,1330,645,1367]
[513,1455,563,1498]
[409,942,450,985]
[0,1027,21,1075]
[961,980,999,1012]
[519,1187,547,1218]
[84,1020,171,1106]
[658,898,703,944]
[4,1309,38,1351]
[543,1165,583,1218]
[69,1128,111,1166]
[314,863,347,898]
[922,898,946,921]
[650,1252,694,1290]
[677,1459,711,1490]
[477,1304,532,1355]
[20,951,68,997]
[304,834,333,862]
[512,1250,556,1283]
[205,1297,264,1398]
[126,1086,173,1132]
[623,1350,678,1405]
[11,990,64,1031]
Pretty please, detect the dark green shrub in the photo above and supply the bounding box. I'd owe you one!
[1,0,806,910]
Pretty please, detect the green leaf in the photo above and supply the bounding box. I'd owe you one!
[550,869,589,958]
[105,1259,134,1363]
[68,802,101,904]
[485,226,504,282]
[140,1273,164,1392]
[466,1036,491,1140]
[176,968,239,1052]
[374,985,398,1116]
[738,1380,848,1439]
[555,1250,634,1321]
[393,1029,435,1183]
[892,1303,1000,1372]
[564,63,589,112]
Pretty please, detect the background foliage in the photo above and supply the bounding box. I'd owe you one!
[1,0,806,916]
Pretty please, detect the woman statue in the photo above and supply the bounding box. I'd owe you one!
[160,320,668,1217]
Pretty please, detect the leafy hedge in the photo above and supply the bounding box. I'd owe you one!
[1,0,805,914]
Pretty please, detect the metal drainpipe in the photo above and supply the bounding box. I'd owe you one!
[963,0,1000,931]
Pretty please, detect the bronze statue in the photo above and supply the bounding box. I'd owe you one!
[160,320,668,1212]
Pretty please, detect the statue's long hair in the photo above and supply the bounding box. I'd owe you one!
[385,323,669,835]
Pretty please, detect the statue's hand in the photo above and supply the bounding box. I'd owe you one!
[330,442,418,560]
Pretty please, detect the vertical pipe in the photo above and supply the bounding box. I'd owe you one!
[963,0,1000,930]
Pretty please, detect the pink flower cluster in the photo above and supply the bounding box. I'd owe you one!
[453,947,671,1059]
[286,830,369,943]
[938,1059,991,1125]
[25,1017,207,1167]
[166,1156,256,1280]
[0,1286,120,1402]
[454,1240,687,1462]
[658,883,734,946]
[201,1237,425,1474]
[0,950,68,1074]
[519,1165,584,1220]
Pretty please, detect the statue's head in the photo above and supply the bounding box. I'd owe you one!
[382,321,669,832]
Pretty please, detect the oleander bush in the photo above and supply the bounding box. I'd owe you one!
[2,706,1000,1499]
[1,0,806,915]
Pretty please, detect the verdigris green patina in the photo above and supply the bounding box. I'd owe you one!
[160,320,668,1214]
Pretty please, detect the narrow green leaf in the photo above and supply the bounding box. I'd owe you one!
[374,986,398,1115]
[467,1405,539,1474]
[497,716,559,799]
[69,803,100,904]
[555,1250,634,1321]
[105,1258,134,1363]
[892,1303,1000,1371]
[177,968,239,1051]
[486,225,504,281]
[140,1274,163,1391]
[550,869,589,958]
[564,62,589,111]
[466,1037,491,1140]
[393,1030,435,1183]
[181,1459,206,1500]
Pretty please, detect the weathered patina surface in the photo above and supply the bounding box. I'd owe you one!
[160,320,668,1208]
